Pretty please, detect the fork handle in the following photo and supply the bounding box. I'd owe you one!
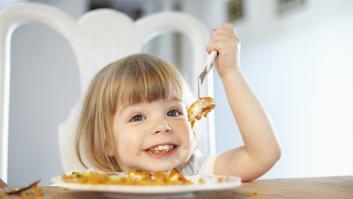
[205,51,218,73]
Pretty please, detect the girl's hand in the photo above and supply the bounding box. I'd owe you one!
[206,23,241,79]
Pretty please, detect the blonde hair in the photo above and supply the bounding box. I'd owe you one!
[75,53,190,171]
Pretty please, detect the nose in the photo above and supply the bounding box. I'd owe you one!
[153,118,172,134]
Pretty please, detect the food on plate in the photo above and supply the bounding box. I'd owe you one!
[61,168,192,186]
[188,97,215,128]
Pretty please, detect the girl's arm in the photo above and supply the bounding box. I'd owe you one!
[207,24,281,181]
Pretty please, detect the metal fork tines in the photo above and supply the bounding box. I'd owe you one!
[198,51,217,99]
[198,68,208,99]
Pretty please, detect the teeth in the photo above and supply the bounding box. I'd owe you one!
[149,144,175,153]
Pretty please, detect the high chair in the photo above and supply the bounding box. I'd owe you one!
[0,2,215,181]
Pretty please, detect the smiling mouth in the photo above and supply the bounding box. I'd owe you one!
[145,144,177,154]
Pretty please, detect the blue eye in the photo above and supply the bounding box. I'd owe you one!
[129,114,145,122]
[167,109,182,117]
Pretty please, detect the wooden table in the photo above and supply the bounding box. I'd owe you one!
[1,176,352,198]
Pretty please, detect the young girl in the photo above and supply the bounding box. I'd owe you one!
[75,24,281,181]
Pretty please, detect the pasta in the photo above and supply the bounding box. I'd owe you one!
[61,168,192,186]
[188,97,216,128]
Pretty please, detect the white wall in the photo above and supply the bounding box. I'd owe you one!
[215,0,353,178]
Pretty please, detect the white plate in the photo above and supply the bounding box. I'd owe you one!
[52,174,241,198]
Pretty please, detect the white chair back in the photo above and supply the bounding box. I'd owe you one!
[0,2,215,180]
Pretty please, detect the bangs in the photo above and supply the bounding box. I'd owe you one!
[117,54,183,107]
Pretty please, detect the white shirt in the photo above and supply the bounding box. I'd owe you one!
[178,154,218,175]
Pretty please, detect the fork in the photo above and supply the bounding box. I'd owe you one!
[198,50,218,99]
[5,179,40,195]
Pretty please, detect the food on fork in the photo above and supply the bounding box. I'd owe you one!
[188,97,216,128]
[61,168,192,186]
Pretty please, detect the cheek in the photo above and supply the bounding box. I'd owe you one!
[181,123,195,151]
[182,119,192,136]
[115,131,142,156]
[177,122,193,146]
